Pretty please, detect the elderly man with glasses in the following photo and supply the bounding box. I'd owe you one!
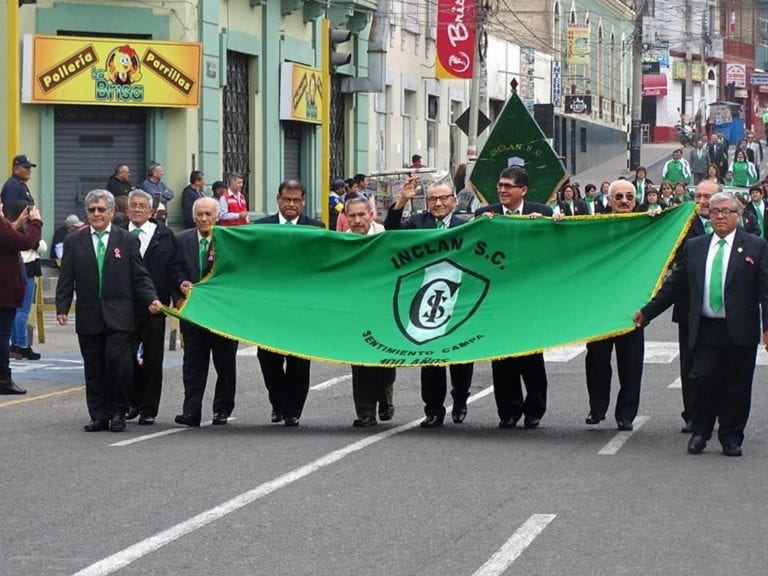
[384,176,475,428]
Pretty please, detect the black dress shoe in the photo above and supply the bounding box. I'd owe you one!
[617,420,634,432]
[378,404,395,421]
[452,405,467,424]
[271,410,284,423]
[83,419,109,432]
[125,406,139,420]
[687,434,707,454]
[722,442,743,457]
[353,416,378,427]
[109,412,126,432]
[175,413,201,427]
[681,421,693,433]
[284,416,300,427]
[212,413,228,425]
[138,415,155,425]
[524,416,541,429]
[0,378,26,395]
[585,412,605,425]
[498,418,517,429]
[420,414,444,428]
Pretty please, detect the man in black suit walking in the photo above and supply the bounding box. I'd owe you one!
[253,179,324,427]
[635,191,768,456]
[174,197,239,427]
[475,166,551,429]
[56,189,160,432]
[124,189,183,425]
[385,177,474,428]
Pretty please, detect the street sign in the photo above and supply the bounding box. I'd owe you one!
[564,94,592,115]
[750,73,768,86]
[454,107,491,137]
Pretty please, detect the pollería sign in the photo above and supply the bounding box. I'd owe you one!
[22,35,201,108]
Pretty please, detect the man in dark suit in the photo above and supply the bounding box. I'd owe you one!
[707,133,728,178]
[583,179,645,432]
[744,185,768,239]
[253,179,324,426]
[56,189,160,432]
[635,191,768,456]
[385,177,474,428]
[124,189,183,425]
[475,166,551,429]
[174,196,239,427]
[181,170,206,229]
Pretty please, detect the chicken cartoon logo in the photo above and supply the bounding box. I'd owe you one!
[105,45,142,85]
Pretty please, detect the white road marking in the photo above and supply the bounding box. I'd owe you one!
[667,377,682,389]
[310,374,352,391]
[48,366,84,371]
[643,341,679,364]
[543,344,585,363]
[236,346,259,357]
[109,418,238,447]
[470,514,556,576]
[74,387,496,575]
[598,415,651,455]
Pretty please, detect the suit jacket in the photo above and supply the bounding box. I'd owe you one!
[744,202,768,240]
[643,228,768,347]
[670,216,706,323]
[384,207,469,230]
[557,199,589,216]
[475,201,554,217]
[689,148,709,175]
[175,228,213,285]
[123,221,184,316]
[252,213,325,228]
[182,186,206,229]
[56,226,157,335]
[707,142,728,172]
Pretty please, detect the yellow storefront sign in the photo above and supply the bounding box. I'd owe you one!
[279,62,323,124]
[22,35,201,108]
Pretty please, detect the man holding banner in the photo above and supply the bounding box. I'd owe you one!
[475,166,552,429]
[384,177,474,428]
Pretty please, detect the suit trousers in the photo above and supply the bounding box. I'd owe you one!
[130,315,166,417]
[677,320,700,423]
[257,348,310,419]
[0,307,16,379]
[585,328,644,423]
[181,322,238,417]
[492,353,547,421]
[78,330,133,420]
[692,318,757,446]
[421,363,474,417]
[351,366,396,418]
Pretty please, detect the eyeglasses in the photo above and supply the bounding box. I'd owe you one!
[612,193,635,201]
[86,206,108,213]
[497,182,523,190]
[427,194,455,204]
[710,208,739,217]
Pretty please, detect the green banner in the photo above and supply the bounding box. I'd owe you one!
[165,205,695,366]
[469,91,568,205]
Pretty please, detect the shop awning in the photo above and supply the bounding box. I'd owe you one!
[642,74,668,97]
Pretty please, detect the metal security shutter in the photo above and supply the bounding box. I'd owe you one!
[283,122,302,181]
[329,75,345,179]
[54,106,146,224]
[223,51,250,193]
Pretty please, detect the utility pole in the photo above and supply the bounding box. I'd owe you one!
[466,3,484,161]
[630,0,644,171]
[6,0,20,171]
[684,0,693,124]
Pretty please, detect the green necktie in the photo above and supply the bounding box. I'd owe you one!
[436,219,446,229]
[704,220,713,234]
[95,231,107,297]
[753,202,764,236]
[709,238,726,312]
[199,237,209,275]
[285,220,294,225]
[131,228,141,236]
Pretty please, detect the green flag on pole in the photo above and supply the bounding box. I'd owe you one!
[164,204,695,367]
[469,91,568,206]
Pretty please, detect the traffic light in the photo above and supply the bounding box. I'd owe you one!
[329,28,352,68]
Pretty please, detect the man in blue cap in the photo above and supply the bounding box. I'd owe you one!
[1,155,36,218]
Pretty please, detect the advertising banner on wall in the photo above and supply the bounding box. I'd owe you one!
[22,35,201,107]
[566,24,590,65]
[436,0,476,79]
[279,62,323,124]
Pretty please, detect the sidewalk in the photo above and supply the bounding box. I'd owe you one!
[572,143,681,187]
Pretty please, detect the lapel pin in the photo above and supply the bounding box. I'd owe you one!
[737,247,743,253]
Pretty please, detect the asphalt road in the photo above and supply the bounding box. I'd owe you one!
[2,310,768,576]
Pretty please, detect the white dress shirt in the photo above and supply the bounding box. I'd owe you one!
[90,224,112,254]
[128,221,156,257]
[702,229,735,318]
